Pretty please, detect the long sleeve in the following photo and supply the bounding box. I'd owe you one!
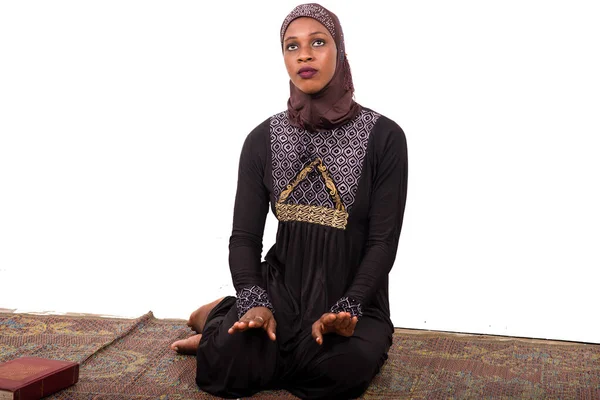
[341,116,408,310]
[228,119,274,316]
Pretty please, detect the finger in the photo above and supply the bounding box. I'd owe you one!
[266,318,277,341]
[332,313,350,331]
[248,316,265,329]
[335,311,350,323]
[342,313,354,328]
[346,316,358,335]
[337,315,351,330]
[332,315,343,330]
[312,321,324,345]
[322,313,337,326]
[232,321,248,332]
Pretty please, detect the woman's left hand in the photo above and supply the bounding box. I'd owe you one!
[311,312,358,345]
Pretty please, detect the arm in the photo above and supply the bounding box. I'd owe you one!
[228,120,275,318]
[331,117,408,316]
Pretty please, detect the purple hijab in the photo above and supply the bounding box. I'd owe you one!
[280,3,361,132]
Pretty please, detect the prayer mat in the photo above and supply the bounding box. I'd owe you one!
[2,311,600,399]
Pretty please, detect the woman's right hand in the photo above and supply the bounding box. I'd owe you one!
[228,306,277,341]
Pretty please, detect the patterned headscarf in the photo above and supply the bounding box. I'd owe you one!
[280,3,361,132]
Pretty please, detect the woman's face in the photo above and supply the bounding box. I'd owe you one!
[283,17,337,95]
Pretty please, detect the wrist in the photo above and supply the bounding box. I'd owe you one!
[330,296,363,318]
[236,285,275,319]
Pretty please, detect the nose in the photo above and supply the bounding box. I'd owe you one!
[297,47,314,63]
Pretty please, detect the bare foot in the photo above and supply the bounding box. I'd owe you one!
[171,334,202,355]
[188,297,225,333]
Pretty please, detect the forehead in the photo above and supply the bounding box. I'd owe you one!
[284,17,333,40]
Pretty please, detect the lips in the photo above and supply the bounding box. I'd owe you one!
[298,67,317,79]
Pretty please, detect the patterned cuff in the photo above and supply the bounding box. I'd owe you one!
[330,296,363,318]
[236,285,275,319]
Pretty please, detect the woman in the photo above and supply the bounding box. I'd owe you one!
[171,3,408,399]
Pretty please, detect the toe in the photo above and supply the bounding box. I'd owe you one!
[170,339,183,352]
[170,334,202,355]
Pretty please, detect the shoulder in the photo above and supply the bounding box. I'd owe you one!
[245,115,272,142]
[239,111,289,160]
[362,107,407,154]
[241,113,280,153]
[363,107,405,137]
[244,110,288,142]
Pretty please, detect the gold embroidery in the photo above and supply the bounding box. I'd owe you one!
[276,203,348,230]
[276,158,348,229]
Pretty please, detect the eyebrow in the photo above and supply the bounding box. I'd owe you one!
[284,31,328,42]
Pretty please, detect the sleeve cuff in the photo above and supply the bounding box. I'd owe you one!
[330,296,363,318]
[236,285,275,319]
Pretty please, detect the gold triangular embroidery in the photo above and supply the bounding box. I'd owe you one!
[276,158,348,229]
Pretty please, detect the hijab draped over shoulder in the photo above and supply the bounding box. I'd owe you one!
[280,3,361,132]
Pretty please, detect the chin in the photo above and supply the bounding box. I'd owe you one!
[295,81,324,95]
[300,88,318,95]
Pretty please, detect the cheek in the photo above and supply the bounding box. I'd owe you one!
[284,56,297,78]
[325,52,337,79]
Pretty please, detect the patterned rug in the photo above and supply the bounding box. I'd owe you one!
[2,311,600,399]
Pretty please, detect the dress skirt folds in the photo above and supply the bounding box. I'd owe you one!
[196,109,408,400]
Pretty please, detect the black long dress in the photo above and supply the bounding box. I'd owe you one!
[196,107,408,400]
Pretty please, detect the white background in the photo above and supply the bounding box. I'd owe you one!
[1,1,599,343]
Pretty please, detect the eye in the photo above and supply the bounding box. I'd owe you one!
[313,39,326,47]
[286,43,298,51]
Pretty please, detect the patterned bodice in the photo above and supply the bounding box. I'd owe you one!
[270,109,380,230]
